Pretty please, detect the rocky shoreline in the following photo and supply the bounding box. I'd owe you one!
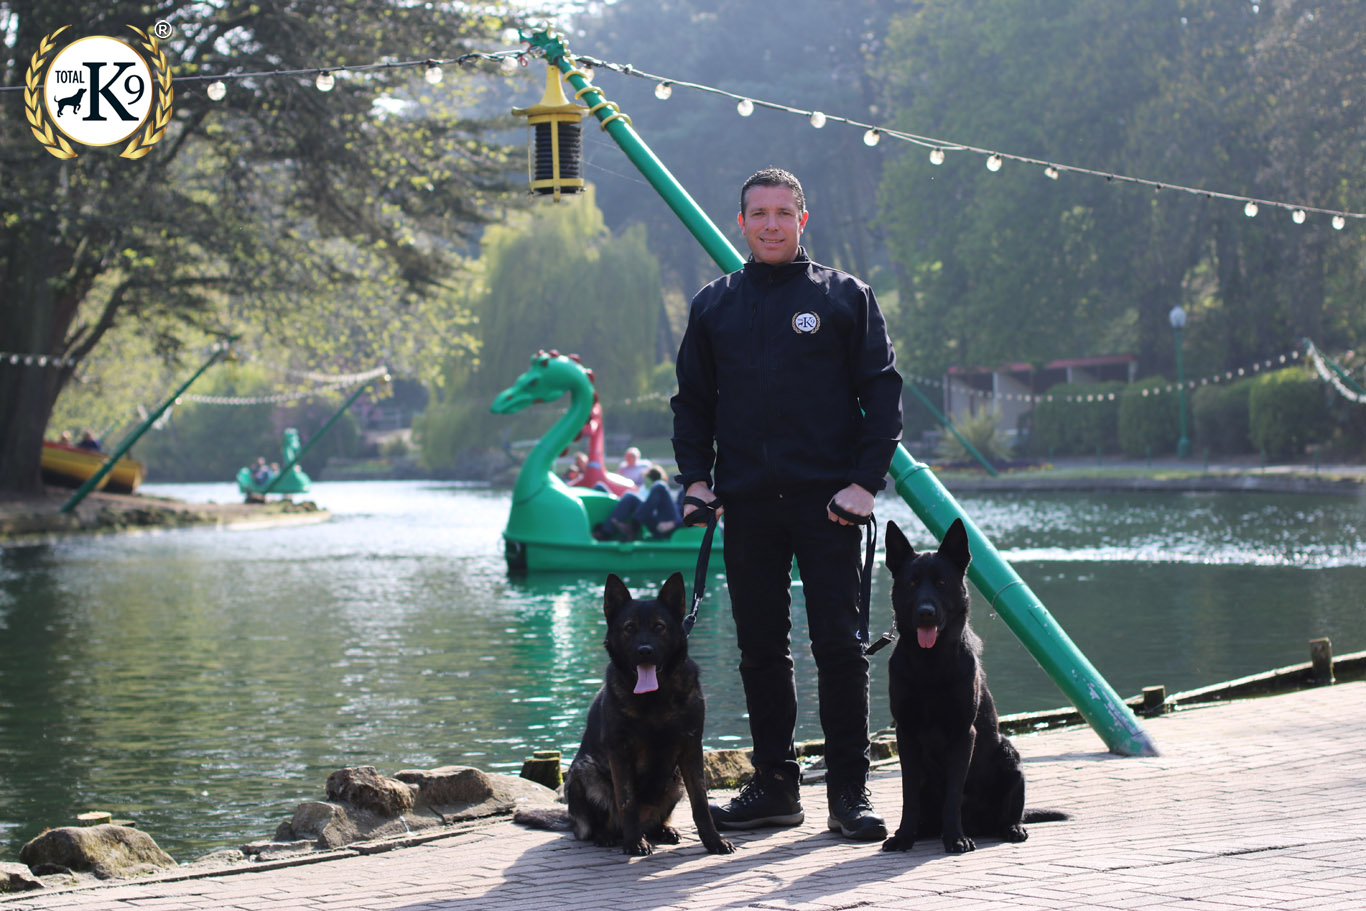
[0,487,331,545]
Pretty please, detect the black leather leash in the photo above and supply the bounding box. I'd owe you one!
[681,495,721,637]
[827,500,896,655]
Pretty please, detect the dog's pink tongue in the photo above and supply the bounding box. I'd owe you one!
[917,628,938,649]
[634,664,659,694]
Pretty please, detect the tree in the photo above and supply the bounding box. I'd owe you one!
[572,0,897,295]
[0,0,531,495]
[418,188,664,468]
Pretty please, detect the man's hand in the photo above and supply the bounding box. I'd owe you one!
[683,481,722,521]
[827,483,874,525]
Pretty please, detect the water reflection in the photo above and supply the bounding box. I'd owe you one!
[1,480,1363,862]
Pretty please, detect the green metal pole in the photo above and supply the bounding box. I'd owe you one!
[262,372,388,495]
[60,339,234,514]
[906,382,998,477]
[1174,325,1190,459]
[527,31,1157,755]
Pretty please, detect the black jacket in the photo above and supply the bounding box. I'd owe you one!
[671,248,903,500]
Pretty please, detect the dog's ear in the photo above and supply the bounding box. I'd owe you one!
[938,518,972,573]
[603,573,632,622]
[659,571,687,621]
[884,520,915,573]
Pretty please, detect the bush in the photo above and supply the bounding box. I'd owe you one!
[1248,367,1332,459]
[1191,379,1254,455]
[1118,376,1179,457]
[1028,381,1126,456]
[938,407,1013,464]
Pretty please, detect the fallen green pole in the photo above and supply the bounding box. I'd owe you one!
[262,370,389,495]
[905,381,998,477]
[525,30,1157,756]
[61,339,234,514]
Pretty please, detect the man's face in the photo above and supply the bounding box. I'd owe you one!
[738,184,808,265]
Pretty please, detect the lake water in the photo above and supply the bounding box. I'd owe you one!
[2,479,1365,862]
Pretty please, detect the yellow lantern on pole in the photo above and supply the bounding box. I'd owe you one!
[511,66,589,201]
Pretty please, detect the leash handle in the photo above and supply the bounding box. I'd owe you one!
[825,497,882,655]
[827,499,873,526]
[682,496,720,636]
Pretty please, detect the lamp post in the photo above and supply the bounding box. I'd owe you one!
[1169,305,1191,458]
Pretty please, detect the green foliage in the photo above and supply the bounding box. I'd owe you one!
[1191,380,1255,456]
[1028,382,1126,457]
[1248,368,1332,459]
[575,0,898,292]
[1117,376,1179,457]
[937,408,1012,464]
[875,0,1366,385]
[1,0,527,492]
[421,191,665,468]
[133,360,363,482]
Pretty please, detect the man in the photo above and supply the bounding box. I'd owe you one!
[617,446,652,486]
[671,168,903,841]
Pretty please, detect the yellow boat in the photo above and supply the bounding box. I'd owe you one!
[40,442,146,494]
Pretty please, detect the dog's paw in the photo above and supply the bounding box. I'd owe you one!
[944,835,976,853]
[652,825,680,845]
[624,838,654,856]
[704,836,736,855]
[882,832,915,852]
[1003,824,1028,843]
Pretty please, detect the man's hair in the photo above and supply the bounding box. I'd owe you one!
[644,465,666,484]
[740,168,805,216]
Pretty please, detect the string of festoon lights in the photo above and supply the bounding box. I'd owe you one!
[4,40,1361,227]
[177,363,390,406]
[571,53,1363,230]
[903,348,1310,407]
[1305,340,1366,404]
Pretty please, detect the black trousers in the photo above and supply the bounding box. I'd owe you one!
[721,488,870,790]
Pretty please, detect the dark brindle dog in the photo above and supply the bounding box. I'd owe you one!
[881,518,1065,854]
[519,572,733,856]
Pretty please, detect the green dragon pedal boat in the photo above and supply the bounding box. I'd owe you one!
[491,350,717,573]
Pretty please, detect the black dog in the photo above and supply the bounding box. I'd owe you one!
[881,518,1064,854]
[521,573,733,856]
[55,88,85,117]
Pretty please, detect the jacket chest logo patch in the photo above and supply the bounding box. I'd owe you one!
[792,311,821,334]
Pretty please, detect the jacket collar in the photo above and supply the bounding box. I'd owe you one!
[743,246,811,283]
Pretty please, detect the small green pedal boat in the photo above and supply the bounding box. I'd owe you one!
[491,351,715,574]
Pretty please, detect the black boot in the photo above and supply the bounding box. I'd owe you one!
[710,767,804,829]
[827,783,887,841]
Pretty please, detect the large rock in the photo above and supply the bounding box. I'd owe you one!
[325,766,415,817]
[703,749,755,789]
[275,765,559,851]
[396,765,558,820]
[0,862,45,893]
[18,825,176,880]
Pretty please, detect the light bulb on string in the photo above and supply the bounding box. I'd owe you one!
[499,55,519,74]
[737,98,754,117]
[809,111,826,128]
[1044,166,1059,180]
[986,153,1003,172]
[1244,201,1258,217]
[424,63,443,85]
[315,70,335,92]
[1333,215,1347,230]
[929,148,945,165]
[654,81,672,100]
[1292,208,1306,224]
[206,80,226,101]
[863,128,880,147]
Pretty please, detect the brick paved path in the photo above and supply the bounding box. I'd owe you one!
[5,682,1364,911]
